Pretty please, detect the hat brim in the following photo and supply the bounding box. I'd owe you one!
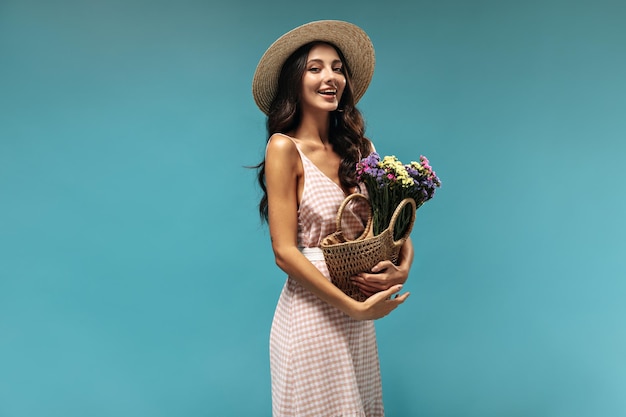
[252,20,375,115]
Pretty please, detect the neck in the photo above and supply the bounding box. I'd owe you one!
[295,110,331,145]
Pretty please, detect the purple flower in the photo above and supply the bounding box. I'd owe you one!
[355,151,441,236]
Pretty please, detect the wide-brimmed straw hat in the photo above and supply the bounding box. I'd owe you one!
[252,20,375,115]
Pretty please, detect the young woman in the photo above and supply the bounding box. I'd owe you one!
[252,20,414,417]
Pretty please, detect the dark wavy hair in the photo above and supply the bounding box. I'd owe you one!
[256,41,371,222]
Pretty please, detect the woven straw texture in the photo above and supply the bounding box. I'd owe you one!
[252,20,375,115]
[321,194,416,301]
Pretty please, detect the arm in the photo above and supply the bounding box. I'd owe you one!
[351,235,415,297]
[265,135,409,320]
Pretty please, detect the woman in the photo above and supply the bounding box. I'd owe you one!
[252,20,414,416]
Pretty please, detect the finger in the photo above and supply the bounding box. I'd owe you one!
[359,289,376,297]
[351,278,388,292]
[353,283,384,297]
[354,272,391,285]
[393,291,410,303]
[352,278,380,290]
[353,282,387,294]
[371,260,395,273]
[357,274,388,284]
[384,291,409,314]
[373,284,403,302]
[364,288,390,305]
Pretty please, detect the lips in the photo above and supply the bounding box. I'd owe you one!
[318,88,337,96]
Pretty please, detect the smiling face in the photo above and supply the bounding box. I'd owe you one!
[300,43,347,114]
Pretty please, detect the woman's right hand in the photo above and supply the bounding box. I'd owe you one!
[350,284,410,321]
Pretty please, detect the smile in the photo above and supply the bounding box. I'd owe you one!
[318,89,337,96]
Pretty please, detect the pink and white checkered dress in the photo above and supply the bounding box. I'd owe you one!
[270,136,384,417]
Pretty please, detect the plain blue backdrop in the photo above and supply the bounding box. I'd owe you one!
[1,0,625,416]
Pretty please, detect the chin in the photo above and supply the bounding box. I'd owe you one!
[322,102,340,112]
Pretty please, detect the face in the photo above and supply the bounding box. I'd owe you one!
[300,43,346,113]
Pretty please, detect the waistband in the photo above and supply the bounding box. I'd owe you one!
[299,247,325,262]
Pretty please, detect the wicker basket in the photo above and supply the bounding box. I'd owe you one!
[321,193,416,301]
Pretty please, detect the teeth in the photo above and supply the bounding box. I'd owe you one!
[319,89,337,95]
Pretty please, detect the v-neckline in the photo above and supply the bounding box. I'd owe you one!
[297,149,346,194]
[277,133,347,195]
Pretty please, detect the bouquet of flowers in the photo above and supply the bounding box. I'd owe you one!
[320,152,441,301]
[357,152,441,240]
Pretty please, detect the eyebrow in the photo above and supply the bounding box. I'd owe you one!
[307,58,343,65]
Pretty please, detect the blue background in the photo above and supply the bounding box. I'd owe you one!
[1,0,625,416]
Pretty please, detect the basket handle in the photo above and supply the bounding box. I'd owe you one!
[388,197,417,245]
[334,193,373,242]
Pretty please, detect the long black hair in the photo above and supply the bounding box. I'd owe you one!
[256,41,371,222]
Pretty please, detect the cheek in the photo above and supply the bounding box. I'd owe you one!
[338,77,347,91]
[339,78,347,97]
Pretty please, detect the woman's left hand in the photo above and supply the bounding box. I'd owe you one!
[350,260,409,297]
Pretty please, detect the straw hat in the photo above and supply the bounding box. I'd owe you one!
[252,20,375,115]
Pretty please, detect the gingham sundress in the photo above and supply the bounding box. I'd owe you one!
[269,135,384,417]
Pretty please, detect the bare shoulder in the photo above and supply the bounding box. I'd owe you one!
[266,133,300,169]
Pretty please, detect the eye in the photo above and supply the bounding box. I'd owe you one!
[308,67,320,73]
[333,67,343,73]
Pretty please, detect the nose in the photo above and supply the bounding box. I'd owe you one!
[324,69,340,86]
